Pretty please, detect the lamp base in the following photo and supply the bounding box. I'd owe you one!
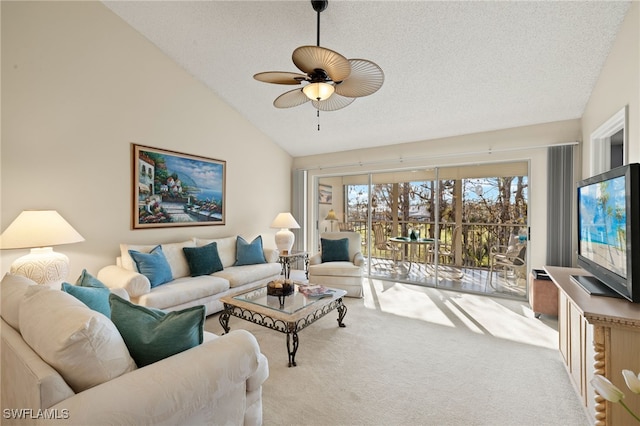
[10,247,70,286]
[274,229,295,255]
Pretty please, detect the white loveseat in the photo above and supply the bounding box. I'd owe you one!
[0,273,269,425]
[97,236,282,315]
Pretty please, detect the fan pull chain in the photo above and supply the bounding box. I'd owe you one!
[317,109,321,131]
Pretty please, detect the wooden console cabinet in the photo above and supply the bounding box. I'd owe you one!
[545,266,640,426]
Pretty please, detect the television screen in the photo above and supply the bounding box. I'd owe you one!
[578,174,627,280]
[576,163,639,302]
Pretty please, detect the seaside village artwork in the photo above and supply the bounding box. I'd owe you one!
[135,144,226,227]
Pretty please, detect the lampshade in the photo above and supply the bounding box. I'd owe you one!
[270,213,300,255]
[0,210,84,286]
[270,212,300,230]
[303,82,335,101]
[324,209,338,221]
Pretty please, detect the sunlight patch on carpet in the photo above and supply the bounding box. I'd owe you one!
[364,278,558,349]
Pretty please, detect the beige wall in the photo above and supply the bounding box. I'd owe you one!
[1,1,292,279]
[582,1,639,175]
[296,119,582,270]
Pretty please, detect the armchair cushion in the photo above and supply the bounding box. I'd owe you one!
[183,242,224,276]
[234,236,266,266]
[321,238,350,262]
[109,294,205,367]
[129,245,173,288]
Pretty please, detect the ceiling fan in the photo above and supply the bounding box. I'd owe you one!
[253,0,384,112]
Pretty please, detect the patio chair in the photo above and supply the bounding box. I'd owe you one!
[488,242,527,289]
[338,222,354,231]
[433,226,460,265]
[372,223,399,270]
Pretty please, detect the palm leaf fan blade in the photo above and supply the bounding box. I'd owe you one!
[274,88,311,108]
[292,46,351,82]
[254,72,307,85]
[334,59,384,98]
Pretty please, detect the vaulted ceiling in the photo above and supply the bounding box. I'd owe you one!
[103,1,631,157]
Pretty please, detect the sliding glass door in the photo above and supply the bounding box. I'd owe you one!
[315,161,529,299]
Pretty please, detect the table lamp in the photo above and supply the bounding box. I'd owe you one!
[324,209,338,232]
[0,210,85,286]
[270,212,300,255]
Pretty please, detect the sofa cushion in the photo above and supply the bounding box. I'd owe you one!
[61,282,111,317]
[1,273,36,331]
[129,245,173,288]
[195,236,237,268]
[134,275,230,310]
[19,286,136,393]
[160,240,196,279]
[109,294,205,367]
[213,263,282,288]
[120,243,156,271]
[120,240,195,279]
[235,236,266,266]
[321,238,350,262]
[183,242,224,276]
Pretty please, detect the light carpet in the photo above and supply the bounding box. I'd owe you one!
[205,277,589,426]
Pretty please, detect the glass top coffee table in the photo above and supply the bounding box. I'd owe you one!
[219,283,347,367]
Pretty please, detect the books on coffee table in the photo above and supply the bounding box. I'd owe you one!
[298,284,335,298]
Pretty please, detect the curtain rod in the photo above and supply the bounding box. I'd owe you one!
[295,140,580,172]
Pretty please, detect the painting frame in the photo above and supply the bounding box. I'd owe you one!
[318,184,332,205]
[132,143,226,229]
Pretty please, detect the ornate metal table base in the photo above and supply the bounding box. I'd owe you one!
[219,298,347,367]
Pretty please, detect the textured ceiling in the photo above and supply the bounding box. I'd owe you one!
[103,1,631,157]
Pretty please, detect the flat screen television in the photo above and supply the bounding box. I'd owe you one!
[574,163,640,302]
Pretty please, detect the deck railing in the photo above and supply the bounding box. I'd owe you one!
[343,220,526,268]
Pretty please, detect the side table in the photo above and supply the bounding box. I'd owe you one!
[278,251,309,279]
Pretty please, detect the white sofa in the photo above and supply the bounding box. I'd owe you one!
[1,273,269,425]
[97,236,282,315]
[308,232,364,298]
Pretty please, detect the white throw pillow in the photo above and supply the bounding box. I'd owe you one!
[0,273,37,331]
[195,236,236,268]
[120,243,156,271]
[160,240,195,279]
[19,286,137,393]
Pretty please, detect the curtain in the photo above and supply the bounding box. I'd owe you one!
[546,145,573,266]
[291,169,307,252]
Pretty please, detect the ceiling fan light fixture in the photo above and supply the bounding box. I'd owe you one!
[303,82,334,101]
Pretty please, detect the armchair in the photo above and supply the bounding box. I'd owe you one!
[308,232,364,298]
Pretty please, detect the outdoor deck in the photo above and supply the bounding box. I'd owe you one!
[364,258,527,300]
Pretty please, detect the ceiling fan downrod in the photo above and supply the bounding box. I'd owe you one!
[311,0,328,47]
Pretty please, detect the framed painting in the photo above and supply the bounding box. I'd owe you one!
[132,144,226,229]
[318,184,332,204]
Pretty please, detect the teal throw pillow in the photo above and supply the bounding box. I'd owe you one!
[234,236,266,266]
[61,282,111,317]
[75,269,108,289]
[129,245,173,288]
[109,294,204,367]
[183,242,224,276]
[321,238,350,262]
